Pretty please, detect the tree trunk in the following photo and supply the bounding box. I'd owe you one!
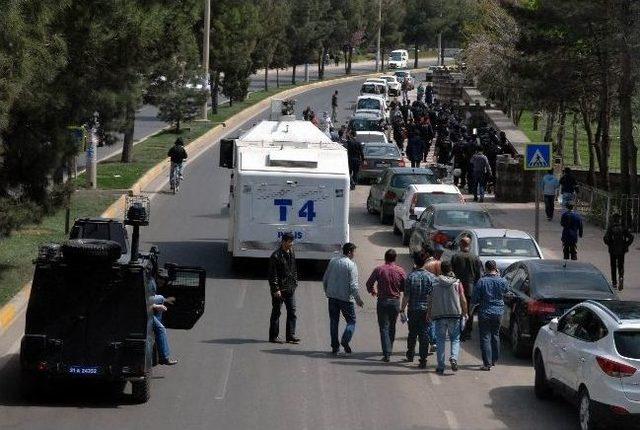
[414,44,419,69]
[319,46,327,80]
[210,71,219,115]
[543,109,556,142]
[292,64,296,85]
[264,67,268,92]
[276,68,280,88]
[555,103,566,165]
[120,103,135,163]
[381,49,385,71]
[618,0,636,196]
[532,111,539,131]
[572,112,581,166]
[580,101,596,186]
[347,47,353,75]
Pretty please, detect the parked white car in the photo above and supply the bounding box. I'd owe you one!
[354,95,389,122]
[379,75,401,97]
[533,300,640,429]
[393,184,463,245]
[361,80,388,100]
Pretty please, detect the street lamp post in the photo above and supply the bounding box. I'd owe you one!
[202,0,211,121]
[375,0,382,72]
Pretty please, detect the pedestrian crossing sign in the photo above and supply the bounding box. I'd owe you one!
[524,143,552,171]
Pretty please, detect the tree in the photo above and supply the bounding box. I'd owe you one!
[253,0,291,91]
[286,0,323,83]
[379,0,406,71]
[403,0,437,68]
[151,69,207,132]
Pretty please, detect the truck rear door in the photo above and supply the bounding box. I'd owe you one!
[158,264,206,330]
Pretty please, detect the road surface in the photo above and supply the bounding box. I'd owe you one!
[0,78,577,430]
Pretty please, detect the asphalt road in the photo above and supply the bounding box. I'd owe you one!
[0,77,577,430]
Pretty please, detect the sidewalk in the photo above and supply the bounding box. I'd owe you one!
[481,197,640,300]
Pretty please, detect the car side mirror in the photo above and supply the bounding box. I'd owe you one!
[549,318,559,332]
[409,214,417,220]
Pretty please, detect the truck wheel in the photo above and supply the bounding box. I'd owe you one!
[131,370,151,404]
[62,239,122,263]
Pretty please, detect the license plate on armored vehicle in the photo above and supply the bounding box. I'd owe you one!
[68,365,102,376]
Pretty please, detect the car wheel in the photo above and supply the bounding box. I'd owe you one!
[393,222,401,235]
[402,224,410,246]
[534,351,553,400]
[367,194,377,214]
[578,388,598,430]
[510,319,529,359]
[380,203,392,225]
[131,369,152,404]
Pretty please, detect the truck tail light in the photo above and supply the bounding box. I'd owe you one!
[596,356,636,378]
[430,231,449,245]
[384,191,397,201]
[527,301,557,315]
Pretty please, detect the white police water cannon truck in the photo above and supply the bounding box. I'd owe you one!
[219,100,350,261]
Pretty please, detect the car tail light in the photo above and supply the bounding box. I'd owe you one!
[596,356,636,378]
[409,194,418,215]
[431,231,449,245]
[398,160,406,167]
[362,160,369,168]
[458,194,465,203]
[384,191,397,201]
[610,405,630,415]
[527,300,557,315]
[37,361,48,372]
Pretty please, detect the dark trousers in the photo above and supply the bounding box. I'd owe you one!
[328,298,356,349]
[610,253,625,286]
[472,172,487,200]
[544,195,555,220]
[269,290,297,341]
[407,309,430,361]
[478,314,501,367]
[349,158,360,189]
[377,298,401,357]
[461,283,474,336]
[410,159,420,168]
[563,242,577,260]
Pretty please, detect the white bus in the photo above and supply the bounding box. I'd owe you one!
[219,118,350,261]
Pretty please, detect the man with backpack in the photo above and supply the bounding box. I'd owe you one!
[603,213,634,290]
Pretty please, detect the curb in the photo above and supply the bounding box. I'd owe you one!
[0,67,428,337]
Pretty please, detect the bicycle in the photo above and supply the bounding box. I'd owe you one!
[170,162,183,194]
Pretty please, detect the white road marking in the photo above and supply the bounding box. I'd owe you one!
[444,410,459,430]
[214,348,234,400]
[236,284,247,309]
[429,372,441,386]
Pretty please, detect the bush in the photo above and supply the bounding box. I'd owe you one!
[0,198,43,238]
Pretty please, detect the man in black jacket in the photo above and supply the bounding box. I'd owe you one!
[603,213,635,291]
[268,232,300,344]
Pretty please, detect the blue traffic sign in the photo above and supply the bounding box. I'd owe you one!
[524,143,552,171]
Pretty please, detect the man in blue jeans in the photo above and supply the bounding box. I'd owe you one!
[471,260,508,371]
[323,243,364,355]
[432,261,468,375]
[366,249,407,362]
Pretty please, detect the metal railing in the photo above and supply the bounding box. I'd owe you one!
[575,183,640,232]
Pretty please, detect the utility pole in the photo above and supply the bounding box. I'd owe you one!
[201,0,211,121]
[86,112,98,190]
[375,0,382,72]
[438,0,443,66]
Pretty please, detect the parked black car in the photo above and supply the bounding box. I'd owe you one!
[500,259,617,358]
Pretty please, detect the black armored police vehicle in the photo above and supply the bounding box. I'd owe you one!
[20,196,206,403]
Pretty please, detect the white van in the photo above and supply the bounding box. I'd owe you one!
[389,49,409,69]
[219,118,350,260]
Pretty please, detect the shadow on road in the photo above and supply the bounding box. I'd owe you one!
[201,338,267,345]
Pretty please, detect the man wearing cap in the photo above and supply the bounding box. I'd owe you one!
[471,260,508,371]
[450,236,483,339]
[268,233,299,344]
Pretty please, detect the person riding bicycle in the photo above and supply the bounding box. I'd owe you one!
[168,138,188,181]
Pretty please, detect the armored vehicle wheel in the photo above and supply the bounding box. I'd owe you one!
[62,239,122,263]
[131,370,151,404]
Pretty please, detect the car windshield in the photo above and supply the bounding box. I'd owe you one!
[435,210,492,227]
[361,84,380,94]
[599,301,640,320]
[390,173,436,188]
[381,76,395,83]
[534,271,613,299]
[614,331,640,359]
[364,145,400,158]
[477,237,540,258]
[395,72,407,78]
[358,134,386,143]
[414,192,460,206]
[350,118,380,131]
[391,52,403,60]
[357,98,381,110]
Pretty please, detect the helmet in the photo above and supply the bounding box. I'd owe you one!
[175,138,185,146]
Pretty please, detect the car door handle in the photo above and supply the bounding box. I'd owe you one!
[561,346,567,351]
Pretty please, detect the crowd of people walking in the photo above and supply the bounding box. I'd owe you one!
[267,232,511,374]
